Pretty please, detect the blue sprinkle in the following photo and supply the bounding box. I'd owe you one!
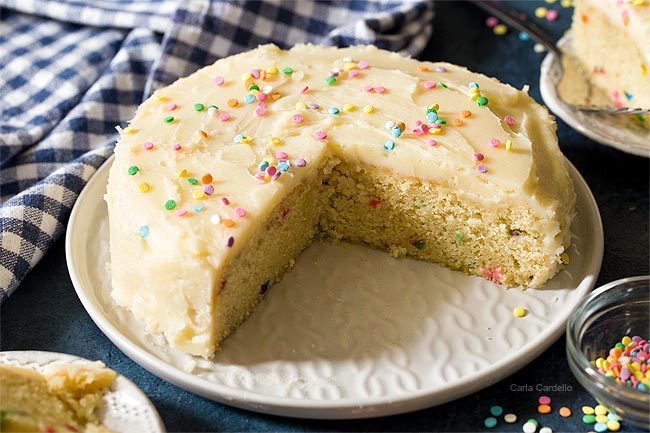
[258,161,269,172]
[607,413,621,421]
[490,405,503,417]
[194,205,205,212]
[244,94,255,104]
[518,32,530,41]
[426,112,438,122]
[638,383,648,392]
[594,422,608,433]
[624,91,633,101]
[384,140,395,151]
[484,417,497,429]
[277,161,289,171]
[469,81,479,89]
[328,107,340,115]
[391,126,402,137]
[234,133,244,143]
[138,226,149,238]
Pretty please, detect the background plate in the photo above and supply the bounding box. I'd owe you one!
[66,156,603,419]
[540,34,649,158]
[0,351,166,433]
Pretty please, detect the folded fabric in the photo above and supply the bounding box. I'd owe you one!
[0,0,434,300]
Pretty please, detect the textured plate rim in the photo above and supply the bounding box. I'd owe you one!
[66,155,603,419]
[0,350,167,433]
[539,33,650,158]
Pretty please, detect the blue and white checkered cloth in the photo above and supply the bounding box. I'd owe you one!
[0,0,434,300]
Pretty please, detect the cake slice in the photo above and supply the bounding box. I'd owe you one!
[569,0,650,114]
[105,44,576,358]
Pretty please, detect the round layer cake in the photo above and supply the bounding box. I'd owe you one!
[105,44,576,357]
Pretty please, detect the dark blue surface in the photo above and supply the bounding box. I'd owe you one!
[2,2,648,432]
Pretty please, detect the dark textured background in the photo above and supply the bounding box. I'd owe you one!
[2,2,648,432]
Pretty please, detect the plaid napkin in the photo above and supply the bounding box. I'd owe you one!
[0,0,434,301]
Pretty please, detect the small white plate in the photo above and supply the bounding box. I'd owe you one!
[540,34,650,158]
[0,351,166,433]
[66,156,603,419]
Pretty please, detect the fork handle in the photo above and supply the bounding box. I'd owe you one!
[468,0,563,59]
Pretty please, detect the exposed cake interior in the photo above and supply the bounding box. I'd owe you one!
[105,44,576,357]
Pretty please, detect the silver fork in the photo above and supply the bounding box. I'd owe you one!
[469,0,650,115]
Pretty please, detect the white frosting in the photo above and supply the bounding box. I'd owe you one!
[105,44,574,357]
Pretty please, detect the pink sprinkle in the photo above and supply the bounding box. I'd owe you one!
[314,130,327,140]
[363,85,374,92]
[546,9,559,21]
[266,166,277,177]
[254,172,265,180]
[256,92,267,101]
[294,158,307,167]
[538,396,551,405]
[250,69,260,79]
[473,152,484,161]
[374,86,386,93]
[214,76,225,86]
[221,197,230,206]
[426,139,437,146]
[489,138,501,147]
[271,171,281,181]
[235,208,246,217]
[430,123,442,129]
[166,103,177,111]
[276,151,288,159]
[424,81,436,89]
[435,66,448,73]
[476,164,488,173]
[486,16,498,28]
[357,60,369,69]
[219,112,230,121]
[421,124,430,133]
[176,209,188,217]
[504,116,515,125]
[255,106,267,116]
[204,185,214,195]
[348,69,359,78]
[172,143,181,151]
[300,86,309,94]
[292,114,303,123]
[413,120,422,126]
[413,128,425,136]
[143,141,154,150]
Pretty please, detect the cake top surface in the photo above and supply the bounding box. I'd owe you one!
[107,44,571,267]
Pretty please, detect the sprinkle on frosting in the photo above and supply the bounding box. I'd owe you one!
[164,199,176,210]
[128,166,139,175]
[139,226,149,238]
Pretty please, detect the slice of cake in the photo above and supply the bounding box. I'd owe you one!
[105,44,576,358]
[0,361,116,432]
[569,0,650,113]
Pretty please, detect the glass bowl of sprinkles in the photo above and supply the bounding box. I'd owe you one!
[566,275,650,430]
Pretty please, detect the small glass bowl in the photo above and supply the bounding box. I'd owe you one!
[566,276,650,429]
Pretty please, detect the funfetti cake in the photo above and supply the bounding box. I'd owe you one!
[570,0,650,113]
[105,44,576,358]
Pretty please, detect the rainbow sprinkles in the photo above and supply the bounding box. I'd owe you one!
[106,44,576,357]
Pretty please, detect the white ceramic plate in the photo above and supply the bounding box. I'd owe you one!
[0,351,166,433]
[66,156,603,419]
[540,34,649,158]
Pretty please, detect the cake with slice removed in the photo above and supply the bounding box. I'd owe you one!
[105,44,576,358]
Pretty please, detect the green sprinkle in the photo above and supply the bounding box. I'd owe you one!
[490,406,503,417]
[477,96,489,106]
[325,76,337,85]
[426,108,437,114]
[414,240,426,250]
[164,199,176,210]
[435,119,446,124]
[282,67,294,75]
[582,414,596,424]
[193,103,205,111]
[615,342,626,350]
[187,178,199,185]
[636,114,645,123]
[438,82,448,88]
[454,233,463,244]
[127,166,139,176]
[527,418,539,427]
[248,84,260,91]
[164,116,174,123]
